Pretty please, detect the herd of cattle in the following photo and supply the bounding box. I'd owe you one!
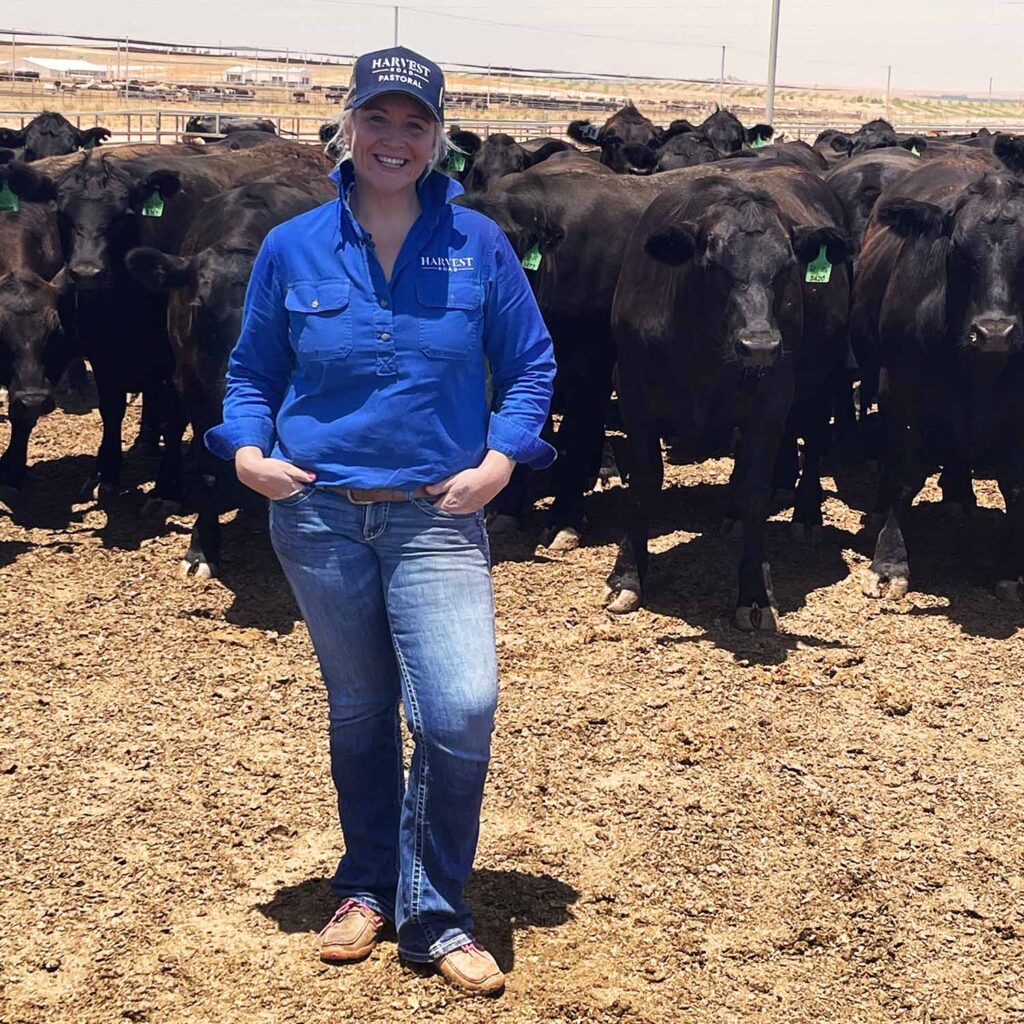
[0,107,1022,630]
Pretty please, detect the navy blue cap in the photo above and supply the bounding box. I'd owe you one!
[346,46,445,124]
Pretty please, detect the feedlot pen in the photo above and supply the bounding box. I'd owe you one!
[1,389,1022,1022]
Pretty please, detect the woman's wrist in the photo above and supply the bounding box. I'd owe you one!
[235,446,265,470]
[483,450,516,478]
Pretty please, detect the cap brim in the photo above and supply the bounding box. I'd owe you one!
[347,86,442,122]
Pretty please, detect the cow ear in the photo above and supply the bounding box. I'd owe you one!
[5,164,56,202]
[993,134,1024,175]
[567,120,600,144]
[662,119,695,143]
[878,197,952,239]
[125,247,193,293]
[448,129,481,156]
[133,169,183,208]
[829,133,853,155]
[78,126,111,149]
[792,225,852,266]
[525,139,569,167]
[0,127,24,149]
[746,124,774,144]
[644,222,700,265]
[900,136,927,155]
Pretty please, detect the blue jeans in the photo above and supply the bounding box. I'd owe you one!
[269,485,498,962]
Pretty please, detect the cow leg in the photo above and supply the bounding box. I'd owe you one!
[181,511,222,579]
[604,418,662,614]
[0,413,36,505]
[938,461,977,519]
[83,376,127,501]
[543,335,616,552]
[143,383,186,517]
[790,384,832,544]
[733,414,786,632]
[130,384,164,455]
[770,418,799,508]
[995,474,1024,604]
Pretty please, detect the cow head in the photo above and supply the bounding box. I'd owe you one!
[879,175,1024,355]
[17,112,110,162]
[644,182,848,367]
[569,103,661,173]
[849,118,897,156]
[0,268,70,419]
[46,156,183,291]
[655,132,720,172]
[699,108,774,156]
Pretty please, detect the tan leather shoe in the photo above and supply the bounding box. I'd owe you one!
[318,900,385,963]
[437,943,505,996]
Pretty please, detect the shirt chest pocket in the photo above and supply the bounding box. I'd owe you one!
[285,280,353,360]
[416,278,484,360]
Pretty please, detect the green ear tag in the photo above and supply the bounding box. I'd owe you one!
[0,182,19,213]
[141,190,164,218]
[751,134,769,149]
[521,244,542,271]
[910,144,921,157]
[804,243,832,284]
[449,151,466,172]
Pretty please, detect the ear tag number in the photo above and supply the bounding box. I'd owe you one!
[449,151,466,172]
[751,134,769,149]
[0,182,19,213]
[141,190,164,217]
[910,144,921,157]
[804,243,832,284]
[522,244,543,271]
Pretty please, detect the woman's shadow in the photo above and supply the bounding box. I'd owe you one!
[256,868,579,973]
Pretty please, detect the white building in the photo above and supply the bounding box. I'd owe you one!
[224,64,310,87]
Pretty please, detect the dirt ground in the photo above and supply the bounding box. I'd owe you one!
[2,394,1023,1024]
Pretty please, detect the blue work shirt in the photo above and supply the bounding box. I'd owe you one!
[205,160,556,488]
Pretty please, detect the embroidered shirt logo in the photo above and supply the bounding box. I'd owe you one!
[420,256,475,272]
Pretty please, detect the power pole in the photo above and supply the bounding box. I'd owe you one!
[885,64,892,121]
[719,45,725,106]
[394,6,399,46]
[765,0,781,123]
[989,76,993,106]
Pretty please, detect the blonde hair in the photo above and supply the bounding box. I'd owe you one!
[325,108,458,170]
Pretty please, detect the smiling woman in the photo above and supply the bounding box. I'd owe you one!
[203,44,556,999]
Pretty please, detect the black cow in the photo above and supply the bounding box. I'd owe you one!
[126,178,334,576]
[458,133,576,192]
[0,185,73,503]
[184,116,278,137]
[852,139,1024,603]
[697,107,773,155]
[567,102,675,174]
[654,132,720,172]
[605,166,851,628]
[826,148,919,250]
[0,112,111,162]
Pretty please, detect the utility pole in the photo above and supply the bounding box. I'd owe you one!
[719,45,725,106]
[765,0,781,123]
[989,76,993,106]
[394,6,399,46]
[885,64,892,121]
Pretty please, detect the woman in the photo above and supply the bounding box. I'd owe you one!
[205,47,556,996]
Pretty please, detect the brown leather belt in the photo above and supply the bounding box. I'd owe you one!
[326,486,431,504]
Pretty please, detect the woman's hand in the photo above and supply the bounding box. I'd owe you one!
[426,451,515,514]
[235,446,316,501]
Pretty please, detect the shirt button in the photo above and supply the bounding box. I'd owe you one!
[379,298,389,308]
[379,332,391,341]
[311,300,319,309]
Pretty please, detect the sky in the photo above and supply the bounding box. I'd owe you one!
[4,0,1023,96]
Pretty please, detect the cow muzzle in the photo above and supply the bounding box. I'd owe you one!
[967,318,1019,354]
[10,388,55,418]
[735,330,783,367]
[68,263,109,291]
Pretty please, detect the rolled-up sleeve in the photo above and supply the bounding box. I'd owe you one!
[483,230,557,469]
[204,234,293,461]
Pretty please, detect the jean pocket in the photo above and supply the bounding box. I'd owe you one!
[286,279,352,360]
[271,483,316,507]
[412,497,480,520]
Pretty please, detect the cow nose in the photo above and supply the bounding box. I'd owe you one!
[11,388,54,416]
[736,330,782,366]
[968,318,1018,352]
[69,263,106,290]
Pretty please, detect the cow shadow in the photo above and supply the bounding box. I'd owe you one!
[3,453,94,532]
[851,500,1024,640]
[256,868,578,973]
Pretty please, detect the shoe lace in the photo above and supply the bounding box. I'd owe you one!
[319,899,381,937]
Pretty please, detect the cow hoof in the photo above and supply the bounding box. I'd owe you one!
[603,587,640,614]
[734,604,778,632]
[485,513,521,535]
[862,568,909,599]
[78,475,101,501]
[180,558,218,580]
[719,518,743,540]
[772,488,796,509]
[0,483,20,510]
[142,497,183,519]
[995,579,1024,604]
[95,482,120,505]
[791,521,822,546]
[543,526,581,553]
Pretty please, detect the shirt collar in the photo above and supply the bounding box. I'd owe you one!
[329,159,464,246]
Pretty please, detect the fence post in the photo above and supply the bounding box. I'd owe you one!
[156,109,162,145]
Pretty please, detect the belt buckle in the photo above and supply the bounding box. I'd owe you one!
[346,488,375,505]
